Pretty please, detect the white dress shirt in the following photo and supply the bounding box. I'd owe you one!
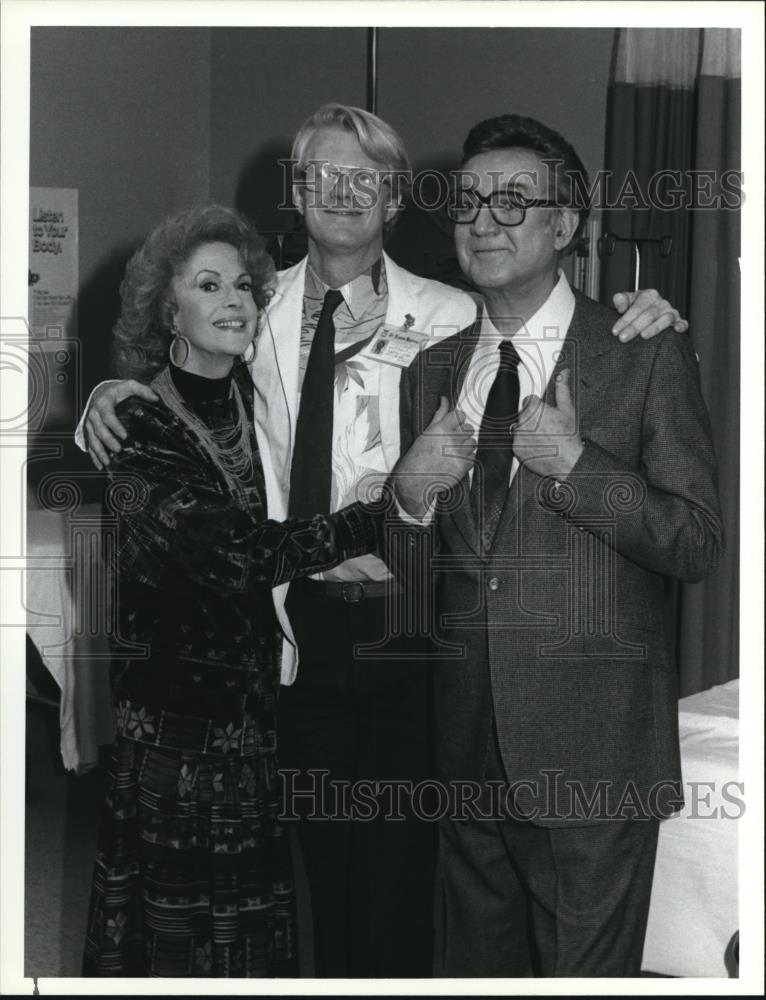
[458,270,576,486]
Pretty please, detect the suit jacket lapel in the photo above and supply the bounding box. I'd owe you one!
[439,322,482,553]
[491,293,616,543]
[548,292,617,422]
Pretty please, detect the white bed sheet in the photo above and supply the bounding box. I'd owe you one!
[641,679,739,977]
[26,505,114,771]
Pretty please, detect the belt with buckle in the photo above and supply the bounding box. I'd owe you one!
[302,579,399,602]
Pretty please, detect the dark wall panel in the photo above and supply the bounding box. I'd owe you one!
[209,27,367,235]
[378,28,613,177]
[30,27,211,384]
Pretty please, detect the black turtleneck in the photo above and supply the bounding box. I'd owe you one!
[169,363,232,407]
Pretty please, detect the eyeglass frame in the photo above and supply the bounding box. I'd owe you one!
[296,161,394,191]
[447,187,561,227]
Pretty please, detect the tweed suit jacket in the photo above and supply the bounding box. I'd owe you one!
[400,290,724,826]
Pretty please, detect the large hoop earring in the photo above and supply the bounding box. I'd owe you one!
[243,311,265,365]
[169,333,191,369]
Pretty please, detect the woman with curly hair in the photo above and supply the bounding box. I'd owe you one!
[81,205,388,978]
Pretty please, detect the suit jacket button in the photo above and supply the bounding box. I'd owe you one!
[488,576,500,591]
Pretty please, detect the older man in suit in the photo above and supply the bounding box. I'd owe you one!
[395,114,724,977]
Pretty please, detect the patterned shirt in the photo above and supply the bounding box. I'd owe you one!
[300,260,392,582]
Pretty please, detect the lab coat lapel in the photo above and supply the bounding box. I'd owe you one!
[251,258,307,521]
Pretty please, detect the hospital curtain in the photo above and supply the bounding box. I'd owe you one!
[600,28,741,696]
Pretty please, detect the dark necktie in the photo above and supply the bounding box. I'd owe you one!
[472,339,522,543]
[289,288,344,518]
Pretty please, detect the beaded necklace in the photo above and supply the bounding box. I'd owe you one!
[152,365,254,500]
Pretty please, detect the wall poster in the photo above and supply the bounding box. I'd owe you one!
[28,186,78,339]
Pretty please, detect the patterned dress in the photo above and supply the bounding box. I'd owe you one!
[82,363,380,977]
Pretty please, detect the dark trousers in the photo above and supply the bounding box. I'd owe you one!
[434,732,660,978]
[278,579,436,978]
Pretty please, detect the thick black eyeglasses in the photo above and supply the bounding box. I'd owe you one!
[447,190,559,226]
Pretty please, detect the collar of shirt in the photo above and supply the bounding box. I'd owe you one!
[305,257,386,321]
[458,270,576,485]
[468,269,575,414]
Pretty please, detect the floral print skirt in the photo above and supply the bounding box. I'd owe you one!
[82,720,297,977]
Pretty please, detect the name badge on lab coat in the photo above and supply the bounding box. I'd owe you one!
[361,324,428,368]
